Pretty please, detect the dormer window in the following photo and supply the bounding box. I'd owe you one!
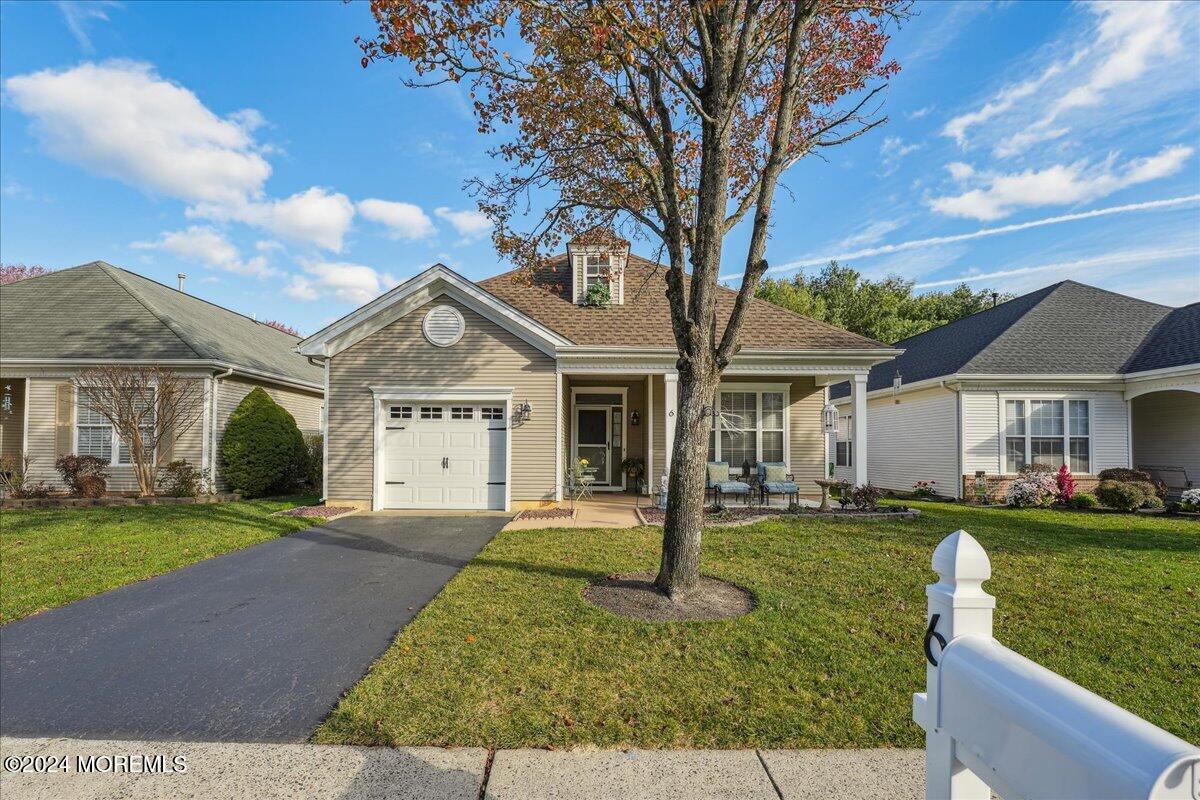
[567,229,630,306]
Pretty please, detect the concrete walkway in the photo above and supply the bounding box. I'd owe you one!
[505,493,645,530]
[0,736,925,799]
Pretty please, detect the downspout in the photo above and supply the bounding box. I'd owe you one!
[940,380,964,500]
[211,367,234,489]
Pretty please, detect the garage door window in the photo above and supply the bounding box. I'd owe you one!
[420,406,443,420]
[451,406,475,420]
[390,405,412,419]
[481,406,504,420]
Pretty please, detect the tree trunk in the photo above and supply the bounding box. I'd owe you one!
[655,365,720,598]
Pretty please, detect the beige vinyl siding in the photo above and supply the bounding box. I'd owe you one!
[786,377,825,498]
[326,295,557,504]
[20,375,209,492]
[961,390,1001,475]
[1132,390,1200,481]
[857,386,960,497]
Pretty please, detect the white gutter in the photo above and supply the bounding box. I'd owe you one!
[210,366,234,487]
[1,358,323,393]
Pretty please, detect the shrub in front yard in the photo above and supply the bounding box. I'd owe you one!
[1098,467,1167,499]
[1095,480,1155,512]
[220,388,308,498]
[851,483,884,511]
[1006,467,1057,507]
[1181,488,1200,512]
[1055,464,1075,504]
[305,434,323,491]
[156,459,209,497]
[911,480,937,499]
[54,455,108,498]
[1068,492,1098,509]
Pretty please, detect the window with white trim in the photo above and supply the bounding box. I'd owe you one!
[584,253,611,290]
[75,389,155,466]
[1004,398,1090,473]
[706,389,786,467]
[419,406,443,420]
[481,406,504,420]
[450,406,474,420]
[390,405,412,419]
[835,413,853,468]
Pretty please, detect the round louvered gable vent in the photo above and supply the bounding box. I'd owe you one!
[422,304,465,347]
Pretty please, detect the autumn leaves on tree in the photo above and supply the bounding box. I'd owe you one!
[361,0,908,597]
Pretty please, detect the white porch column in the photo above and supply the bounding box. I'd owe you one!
[645,374,654,493]
[663,372,678,476]
[852,372,868,487]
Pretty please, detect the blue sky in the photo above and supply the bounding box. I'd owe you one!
[2,1,1198,335]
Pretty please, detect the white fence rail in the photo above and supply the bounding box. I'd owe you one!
[913,530,1199,800]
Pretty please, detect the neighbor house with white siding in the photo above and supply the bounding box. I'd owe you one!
[0,262,324,493]
[297,231,900,511]
[829,281,1199,500]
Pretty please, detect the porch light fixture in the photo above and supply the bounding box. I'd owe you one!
[822,402,837,433]
[892,370,902,404]
[630,409,641,426]
[517,400,533,421]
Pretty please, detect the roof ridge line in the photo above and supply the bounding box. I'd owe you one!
[97,263,208,360]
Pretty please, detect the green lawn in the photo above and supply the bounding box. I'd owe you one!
[314,502,1198,750]
[0,496,319,623]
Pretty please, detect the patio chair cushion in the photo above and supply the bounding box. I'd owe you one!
[762,464,788,483]
[716,480,751,494]
[706,462,729,487]
[763,481,799,494]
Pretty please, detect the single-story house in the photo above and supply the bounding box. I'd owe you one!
[0,261,324,492]
[829,280,1199,500]
[297,233,900,511]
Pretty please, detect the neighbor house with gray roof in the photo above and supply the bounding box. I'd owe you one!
[297,233,899,511]
[829,280,1199,500]
[0,262,324,493]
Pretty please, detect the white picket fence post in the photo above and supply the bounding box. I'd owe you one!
[914,530,1200,800]
[914,529,994,800]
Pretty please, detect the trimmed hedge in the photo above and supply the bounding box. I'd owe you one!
[219,387,308,498]
[1095,480,1156,512]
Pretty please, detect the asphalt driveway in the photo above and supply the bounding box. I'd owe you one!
[0,513,505,742]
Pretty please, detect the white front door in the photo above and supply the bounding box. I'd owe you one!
[382,403,506,509]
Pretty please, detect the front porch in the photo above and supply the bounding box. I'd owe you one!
[554,367,875,506]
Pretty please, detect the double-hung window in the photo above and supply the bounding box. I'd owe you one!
[75,389,155,466]
[1004,398,1090,473]
[706,388,786,467]
[835,413,853,467]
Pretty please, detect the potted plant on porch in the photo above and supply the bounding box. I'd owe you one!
[620,456,646,494]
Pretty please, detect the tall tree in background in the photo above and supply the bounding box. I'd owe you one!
[361,0,907,597]
[757,262,1011,344]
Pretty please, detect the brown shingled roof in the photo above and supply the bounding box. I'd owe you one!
[479,254,886,350]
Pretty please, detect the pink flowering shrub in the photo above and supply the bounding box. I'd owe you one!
[1006,468,1058,507]
[1055,464,1076,504]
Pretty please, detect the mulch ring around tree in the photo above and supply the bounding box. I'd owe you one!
[582,571,755,622]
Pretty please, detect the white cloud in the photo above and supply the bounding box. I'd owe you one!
[285,259,397,304]
[946,162,974,181]
[56,0,121,53]
[191,187,356,252]
[943,2,1193,157]
[929,145,1193,221]
[907,105,934,120]
[720,194,1200,281]
[942,62,1063,147]
[914,245,1198,289]
[435,207,492,241]
[132,226,280,278]
[5,61,271,208]
[5,61,357,251]
[879,137,922,176]
[831,219,905,252]
[357,199,435,240]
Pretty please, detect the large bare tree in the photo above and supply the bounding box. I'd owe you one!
[74,366,206,496]
[361,0,907,597]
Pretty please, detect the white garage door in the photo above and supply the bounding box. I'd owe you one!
[382,403,507,510]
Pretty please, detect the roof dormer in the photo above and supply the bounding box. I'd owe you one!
[567,229,630,306]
